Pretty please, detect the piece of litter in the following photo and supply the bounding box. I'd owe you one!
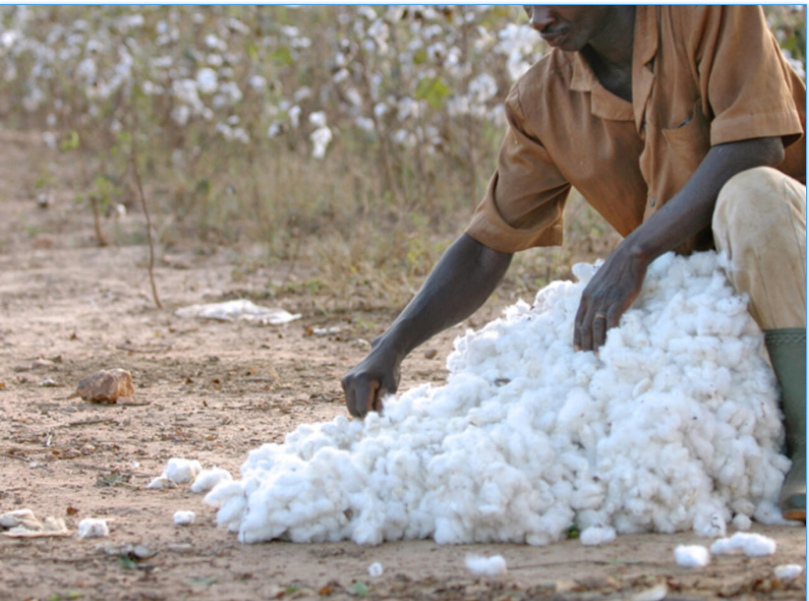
[710,532,777,557]
[146,475,174,490]
[176,300,301,326]
[0,509,37,529]
[731,514,752,531]
[465,554,507,576]
[174,510,196,526]
[3,513,70,538]
[631,583,668,601]
[191,467,233,493]
[367,562,384,577]
[580,526,616,546]
[77,518,109,539]
[774,564,803,581]
[164,458,202,483]
[96,543,157,559]
[674,545,710,568]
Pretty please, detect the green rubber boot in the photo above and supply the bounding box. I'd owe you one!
[765,328,806,521]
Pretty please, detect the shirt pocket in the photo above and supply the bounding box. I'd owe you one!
[661,99,711,173]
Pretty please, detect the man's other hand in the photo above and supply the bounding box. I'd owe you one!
[574,245,648,351]
[341,343,401,418]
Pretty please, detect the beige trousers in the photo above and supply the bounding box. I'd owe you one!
[713,167,806,331]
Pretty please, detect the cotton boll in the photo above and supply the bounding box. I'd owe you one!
[174,510,196,525]
[465,554,507,576]
[774,564,803,581]
[368,562,384,577]
[710,532,777,557]
[146,475,173,490]
[164,458,202,483]
[693,509,727,538]
[579,526,616,546]
[674,545,710,568]
[191,467,233,493]
[77,518,109,539]
[731,514,752,531]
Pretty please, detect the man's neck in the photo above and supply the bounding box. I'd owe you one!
[583,6,636,71]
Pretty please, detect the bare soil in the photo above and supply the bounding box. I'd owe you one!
[0,131,805,601]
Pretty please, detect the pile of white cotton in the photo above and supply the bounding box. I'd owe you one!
[204,252,789,546]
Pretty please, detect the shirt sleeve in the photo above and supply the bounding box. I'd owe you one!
[690,5,804,148]
[465,83,571,254]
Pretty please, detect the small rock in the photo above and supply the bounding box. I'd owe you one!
[40,377,58,387]
[424,349,438,359]
[76,369,135,404]
[32,358,57,371]
[352,338,371,351]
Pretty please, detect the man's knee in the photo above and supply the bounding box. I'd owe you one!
[713,167,805,244]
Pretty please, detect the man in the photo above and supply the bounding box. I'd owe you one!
[342,6,806,520]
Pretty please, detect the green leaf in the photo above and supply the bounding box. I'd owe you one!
[245,38,259,62]
[118,557,138,570]
[271,46,294,67]
[60,131,80,152]
[414,77,450,110]
[351,581,368,596]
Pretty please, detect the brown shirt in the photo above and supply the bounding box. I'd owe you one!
[466,5,806,254]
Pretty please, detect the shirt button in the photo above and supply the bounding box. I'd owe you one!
[649,197,656,207]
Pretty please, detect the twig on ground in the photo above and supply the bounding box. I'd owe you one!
[65,418,118,428]
[0,452,30,462]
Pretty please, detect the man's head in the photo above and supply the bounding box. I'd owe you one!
[524,6,615,52]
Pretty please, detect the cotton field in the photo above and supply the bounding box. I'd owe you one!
[1,6,802,254]
[202,252,791,546]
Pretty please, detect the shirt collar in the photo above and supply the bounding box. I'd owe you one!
[568,6,659,123]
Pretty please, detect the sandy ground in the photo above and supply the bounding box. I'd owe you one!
[0,130,805,601]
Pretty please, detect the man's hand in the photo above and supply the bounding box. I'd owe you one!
[341,342,401,418]
[574,245,648,351]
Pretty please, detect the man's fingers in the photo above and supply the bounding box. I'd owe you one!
[592,310,608,350]
[573,299,589,350]
[352,378,379,418]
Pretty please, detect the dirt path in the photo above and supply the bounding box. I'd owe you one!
[0,131,805,601]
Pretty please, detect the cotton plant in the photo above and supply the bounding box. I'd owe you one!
[204,251,790,546]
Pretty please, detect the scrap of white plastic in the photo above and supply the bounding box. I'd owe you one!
[175,299,301,325]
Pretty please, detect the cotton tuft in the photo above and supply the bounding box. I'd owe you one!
[191,467,233,493]
[367,562,384,577]
[77,518,109,539]
[203,252,788,547]
[774,564,803,581]
[174,510,196,525]
[674,545,710,568]
[164,458,202,483]
[710,532,777,557]
[465,554,507,576]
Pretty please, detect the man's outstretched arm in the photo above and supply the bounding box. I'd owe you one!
[342,233,513,417]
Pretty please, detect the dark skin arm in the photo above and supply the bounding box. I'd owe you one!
[341,234,512,417]
[575,135,786,351]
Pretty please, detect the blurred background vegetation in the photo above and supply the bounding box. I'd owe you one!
[0,5,805,310]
